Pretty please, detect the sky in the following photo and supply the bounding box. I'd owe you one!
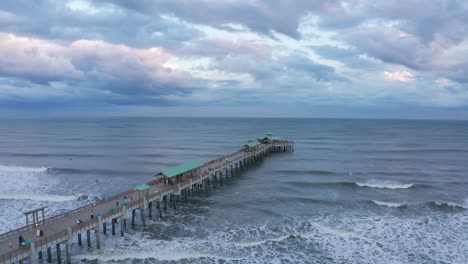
[0,0,468,119]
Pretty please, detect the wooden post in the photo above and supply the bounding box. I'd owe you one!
[86,229,91,248]
[96,216,102,249]
[120,217,125,236]
[132,209,136,228]
[47,246,52,262]
[157,200,163,218]
[42,209,45,225]
[141,195,147,226]
[38,250,42,260]
[78,233,82,246]
[148,202,153,218]
[112,218,116,235]
[29,242,36,263]
[103,222,107,235]
[66,228,72,264]
[122,205,127,228]
[56,243,62,263]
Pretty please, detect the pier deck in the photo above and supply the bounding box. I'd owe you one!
[0,140,294,264]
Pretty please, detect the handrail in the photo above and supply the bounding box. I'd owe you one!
[1,246,29,264]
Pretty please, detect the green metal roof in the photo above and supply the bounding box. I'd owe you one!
[245,141,261,148]
[258,135,282,141]
[23,206,48,215]
[160,161,204,178]
[135,184,150,191]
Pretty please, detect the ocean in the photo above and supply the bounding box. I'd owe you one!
[0,117,467,263]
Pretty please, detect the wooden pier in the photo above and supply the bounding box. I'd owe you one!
[0,135,294,264]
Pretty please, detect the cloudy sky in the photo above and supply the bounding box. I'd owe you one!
[0,0,467,118]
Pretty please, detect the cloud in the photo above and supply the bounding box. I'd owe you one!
[383,71,415,82]
[0,0,202,48]
[435,78,455,88]
[0,33,84,84]
[0,33,208,105]
[1,0,468,118]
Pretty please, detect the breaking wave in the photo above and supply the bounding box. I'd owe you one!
[372,200,407,208]
[356,181,414,189]
[0,164,48,173]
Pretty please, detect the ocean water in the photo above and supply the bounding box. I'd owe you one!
[0,117,468,264]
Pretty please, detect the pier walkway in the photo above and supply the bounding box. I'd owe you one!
[0,139,294,264]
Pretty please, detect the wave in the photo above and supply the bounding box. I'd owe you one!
[426,201,467,210]
[356,181,414,189]
[0,193,83,202]
[276,169,338,176]
[285,180,415,190]
[237,234,297,247]
[45,167,148,176]
[0,164,47,173]
[5,153,105,158]
[372,200,407,208]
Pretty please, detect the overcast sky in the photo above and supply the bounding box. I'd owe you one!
[0,0,467,119]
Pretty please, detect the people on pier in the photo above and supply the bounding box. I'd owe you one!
[18,234,24,247]
[91,210,94,219]
[115,200,119,207]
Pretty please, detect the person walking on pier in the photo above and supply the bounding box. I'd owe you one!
[18,234,24,247]
[115,200,119,207]
[91,210,94,219]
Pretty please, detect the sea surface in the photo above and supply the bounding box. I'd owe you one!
[0,117,467,264]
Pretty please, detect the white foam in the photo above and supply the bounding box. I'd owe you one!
[434,201,467,209]
[0,164,48,173]
[236,234,292,247]
[0,193,80,202]
[356,180,413,189]
[372,200,407,208]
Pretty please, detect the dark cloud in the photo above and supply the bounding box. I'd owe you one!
[0,0,202,48]
[100,0,346,38]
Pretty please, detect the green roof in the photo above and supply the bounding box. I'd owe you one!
[245,141,261,148]
[135,184,150,191]
[258,135,282,141]
[160,161,204,178]
[23,206,48,215]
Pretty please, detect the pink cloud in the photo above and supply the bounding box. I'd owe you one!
[383,70,415,82]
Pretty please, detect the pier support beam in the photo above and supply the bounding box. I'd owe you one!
[121,217,125,236]
[141,197,147,226]
[132,209,136,228]
[148,201,153,218]
[96,216,102,249]
[47,246,52,262]
[29,242,36,263]
[78,233,82,246]
[66,228,72,264]
[103,222,107,235]
[86,229,91,248]
[112,218,116,235]
[157,200,163,218]
[56,243,62,263]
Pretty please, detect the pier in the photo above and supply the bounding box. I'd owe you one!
[0,134,294,264]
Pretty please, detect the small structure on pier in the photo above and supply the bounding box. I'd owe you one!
[135,184,151,201]
[244,141,261,151]
[24,206,47,230]
[156,161,203,183]
[258,132,282,144]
